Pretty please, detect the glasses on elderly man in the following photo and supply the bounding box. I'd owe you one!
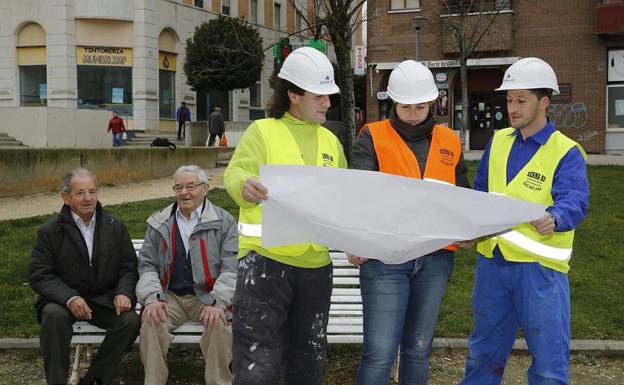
[172,182,205,193]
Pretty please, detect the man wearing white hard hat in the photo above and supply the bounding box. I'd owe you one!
[458,58,589,385]
[224,47,347,385]
[348,60,470,385]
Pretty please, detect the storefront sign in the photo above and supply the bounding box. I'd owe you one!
[159,51,177,71]
[354,46,366,75]
[422,60,460,69]
[435,72,448,82]
[77,47,132,67]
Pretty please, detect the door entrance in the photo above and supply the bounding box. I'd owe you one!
[469,92,509,149]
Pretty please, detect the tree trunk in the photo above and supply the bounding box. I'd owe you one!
[329,33,355,162]
[460,58,470,152]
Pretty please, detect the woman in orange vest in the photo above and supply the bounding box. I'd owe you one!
[349,60,470,385]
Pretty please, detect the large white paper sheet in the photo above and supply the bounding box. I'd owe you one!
[260,165,546,264]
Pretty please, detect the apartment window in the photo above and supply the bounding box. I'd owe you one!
[222,0,230,15]
[274,1,282,29]
[390,0,420,10]
[194,0,204,8]
[296,10,303,32]
[250,0,258,23]
[442,0,511,13]
[607,85,624,130]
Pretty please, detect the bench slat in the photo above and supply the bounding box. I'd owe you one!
[73,242,365,345]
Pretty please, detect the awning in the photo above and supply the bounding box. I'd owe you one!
[370,57,520,70]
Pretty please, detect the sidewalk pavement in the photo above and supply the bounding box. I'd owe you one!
[0,167,227,221]
[2,337,624,355]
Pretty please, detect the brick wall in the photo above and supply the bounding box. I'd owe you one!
[366,0,621,153]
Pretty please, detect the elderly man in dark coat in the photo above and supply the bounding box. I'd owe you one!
[29,168,140,385]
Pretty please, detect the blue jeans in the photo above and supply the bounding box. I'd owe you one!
[112,133,122,147]
[460,255,570,385]
[356,251,454,385]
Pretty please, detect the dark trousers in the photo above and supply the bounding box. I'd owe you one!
[208,133,223,147]
[232,251,333,385]
[39,302,140,385]
[177,121,186,139]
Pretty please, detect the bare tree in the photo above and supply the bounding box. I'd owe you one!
[439,0,512,150]
[288,0,369,161]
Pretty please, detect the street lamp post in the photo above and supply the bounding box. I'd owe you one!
[411,15,427,61]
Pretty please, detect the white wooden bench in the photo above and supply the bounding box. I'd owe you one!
[72,240,363,345]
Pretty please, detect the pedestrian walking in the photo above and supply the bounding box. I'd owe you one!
[176,102,191,140]
[107,111,126,147]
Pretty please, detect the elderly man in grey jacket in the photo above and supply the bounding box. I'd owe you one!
[136,165,238,385]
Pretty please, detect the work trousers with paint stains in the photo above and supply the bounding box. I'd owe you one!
[232,251,333,385]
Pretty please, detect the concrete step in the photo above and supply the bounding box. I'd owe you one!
[124,131,185,147]
[0,132,25,146]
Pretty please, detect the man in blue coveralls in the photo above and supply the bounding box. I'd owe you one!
[458,57,590,385]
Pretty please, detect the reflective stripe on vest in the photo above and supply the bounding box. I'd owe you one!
[498,230,571,261]
[238,222,261,237]
[238,118,341,256]
[367,120,461,185]
[476,127,587,273]
[368,120,461,251]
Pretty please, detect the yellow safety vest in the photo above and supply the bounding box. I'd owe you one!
[237,118,341,256]
[476,127,587,273]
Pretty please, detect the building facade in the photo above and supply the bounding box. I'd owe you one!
[366,0,624,154]
[0,0,347,146]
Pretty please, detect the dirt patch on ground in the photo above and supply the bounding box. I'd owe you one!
[2,346,623,385]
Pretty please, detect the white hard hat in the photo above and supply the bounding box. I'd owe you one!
[278,47,340,95]
[386,60,439,104]
[496,57,560,95]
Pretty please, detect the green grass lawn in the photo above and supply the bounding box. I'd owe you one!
[1,165,623,339]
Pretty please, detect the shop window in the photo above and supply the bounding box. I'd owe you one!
[77,66,133,116]
[160,70,175,119]
[19,65,47,106]
[250,82,261,108]
[390,0,420,10]
[607,85,624,130]
[17,23,47,106]
[250,0,258,23]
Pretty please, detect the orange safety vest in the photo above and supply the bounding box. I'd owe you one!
[368,119,462,251]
